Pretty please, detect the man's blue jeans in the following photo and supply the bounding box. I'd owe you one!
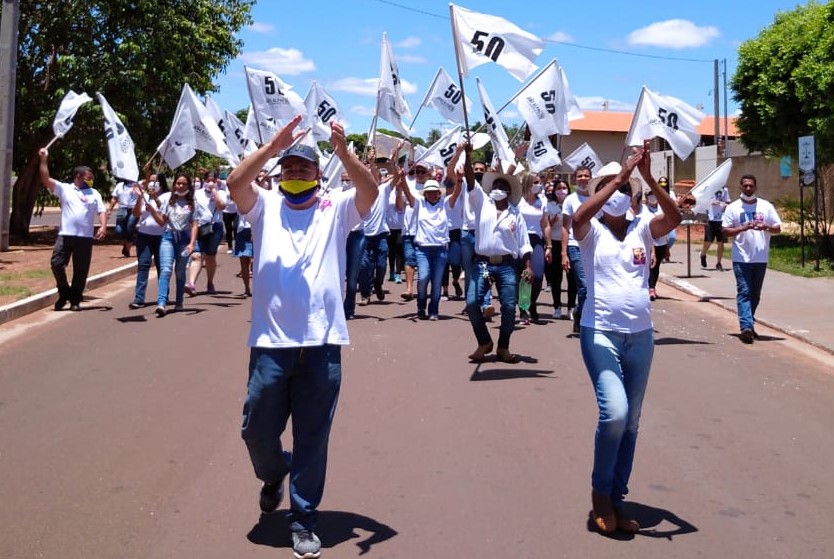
[343,230,365,316]
[568,245,587,322]
[416,244,448,317]
[133,232,162,304]
[580,327,654,504]
[158,230,189,307]
[732,261,767,331]
[241,345,342,533]
[466,259,517,349]
[360,232,389,297]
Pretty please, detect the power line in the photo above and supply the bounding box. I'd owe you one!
[369,0,716,64]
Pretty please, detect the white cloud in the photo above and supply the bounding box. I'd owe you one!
[398,54,428,64]
[501,109,520,119]
[396,36,422,48]
[329,77,419,97]
[240,48,315,75]
[576,96,635,112]
[628,19,720,49]
[547,31,573,43]
[350,105,377,116]
[248,22,274,34]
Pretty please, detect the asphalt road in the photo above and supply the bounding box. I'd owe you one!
[1,255,833,559]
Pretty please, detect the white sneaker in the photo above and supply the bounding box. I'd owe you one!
[567,307,575,321]
[552,307,562,319]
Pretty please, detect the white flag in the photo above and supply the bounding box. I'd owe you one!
[304,81,344,142]
[415,126,463,169]
[689,158,733,214]
[476,78,514,164]
[526,135,561,172]
[421,67,472,124]
[245,66,307,142]
[157,84,237,169]
[224,109,256,157]
[451,4,544,81]
[96,94,139,181]
[513,59,583,138]
[204,97,244,163]
[321,141,355,192]
[377,33,412,137]
[243,104,277,144]
[53,91,93,137]
[625,86,705,160]
[563,142,603,177]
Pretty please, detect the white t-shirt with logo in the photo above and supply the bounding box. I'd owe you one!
[414,196,451,247]
[469,184,531,258]
[517,196,545,237]
[244,187,361,348]
[578,216,654,333]
[707,186,730,221]
[136,193,165,236]
[722,198,781,264]
[561,191,590,247]
[54,181,105,237]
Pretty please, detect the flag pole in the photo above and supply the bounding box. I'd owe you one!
[44,134,63,150]
[409,67,441,130]
[243,66,265,145]
[622,86,646,163]
[494,59,555,116]
[449,3,473,142]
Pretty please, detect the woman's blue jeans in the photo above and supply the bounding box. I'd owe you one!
[241,345,342,533]
[416,244,448,316]
[568,245,587,322]
[732,262,767,331]
[580,327,654,504]
[158,230,190,307]
[466,259,517,349]
[134,232,162,304]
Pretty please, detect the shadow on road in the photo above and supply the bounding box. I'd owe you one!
[654,337,712,346]
[248,509,397,554]
[620,501,699,539]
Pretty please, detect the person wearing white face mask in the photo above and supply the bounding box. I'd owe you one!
[38,148,107,312]
[572,147,681,536]
[721,174,782,344]
[517,173,551,324]
[642,190,668,301]
[544,179,576,319]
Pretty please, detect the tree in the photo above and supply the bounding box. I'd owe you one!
[731,2,834,164]
[9,0,254,237]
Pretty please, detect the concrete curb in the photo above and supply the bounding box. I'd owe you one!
[0,262,137,326]
[658,273,834,357]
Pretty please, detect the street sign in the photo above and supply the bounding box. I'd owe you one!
[798,135,815,186]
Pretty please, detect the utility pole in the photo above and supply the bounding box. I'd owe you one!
[713,59,720,157]
[0,0,19,251]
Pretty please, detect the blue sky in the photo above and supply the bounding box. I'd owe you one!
[211,0,805,141]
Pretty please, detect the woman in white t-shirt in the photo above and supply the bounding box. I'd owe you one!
[572,148,681,535]
[544,179,576,319]
[517,173,551,324]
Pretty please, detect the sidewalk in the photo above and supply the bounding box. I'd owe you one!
[658,226,834,355]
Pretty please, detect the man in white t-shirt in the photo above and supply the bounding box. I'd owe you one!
[38,148,107,311]
[722,174,782,344]
[226,116,377,559]
[699,184,730,270]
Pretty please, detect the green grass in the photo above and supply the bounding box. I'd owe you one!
[768,235,834,278]
[0,285,32,299]
[0,270,50,302]
[0,269,52,281]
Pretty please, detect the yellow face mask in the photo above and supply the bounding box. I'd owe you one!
[279,179,318,195]
[83,179,94,188]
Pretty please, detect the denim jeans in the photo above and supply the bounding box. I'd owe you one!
[732,261,767,331]
[360,232,389,297]
[387,228,403,277]
[443,228,462,289]
[568,245,587,322]
[525,234,545,317]
[51,235,93,305]
[416,244,448,317]
[580,327,654,504]
[158,230,190,307]
[466,259,517,348]
[402,234,417,268]
[241,345,342,533]
[134,232,163,304]
[114,208,138,242]
[343,230,365,316]
[461,230,490,306]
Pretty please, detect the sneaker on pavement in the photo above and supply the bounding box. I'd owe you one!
[291,530,321,559]
[185,283,197,296]
[70,304,82,312]
[567,307,574,321]
[155,306,166,318]
[358,297,371,306]
[375,286,385,301]
[129,301,143,310]
[259,481,284,514]
[54,297,68,311]
[716,262,724,271]
[452,280,463,298]
[649,288,657,301]
[482,305,496,320]
[552,307,562,319]
[700,252,707,269]
[429,314,439,321]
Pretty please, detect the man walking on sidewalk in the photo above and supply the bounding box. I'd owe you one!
[700,184,730,270]
[722,175,782,344]
[38,148,107,311]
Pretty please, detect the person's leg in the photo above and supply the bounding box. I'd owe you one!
[428,246,448,316]
[50,235,72,305]
[610,328,654,505]
[733,261,754,332]
[240,256,252,294]
[374,234,389,299]
[568,245,586,326]
[174,239,189,307]
[465,260,492,347]
[460,230,475,298]
[749,263,768,320]
[287,344,342,533]
[134,232,153,304]
[224,212,236,248]
[448,229,463,297]
[494,262,518,350]
[149,234,164,304]
[529,240,545,321]
[343,230,365,317]
[69,237,93,305]
[157,233,175,309]
[402,235,416,298]
[187,243,203,293]
[649,246,663,290]
[415,246,429,318]
[204,223,224,290]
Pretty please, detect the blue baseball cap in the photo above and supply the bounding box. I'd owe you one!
[278,144,319,166]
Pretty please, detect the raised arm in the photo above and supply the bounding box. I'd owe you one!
[331,121,378,216]
[38,148,57,194]
[638,151,681,239]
